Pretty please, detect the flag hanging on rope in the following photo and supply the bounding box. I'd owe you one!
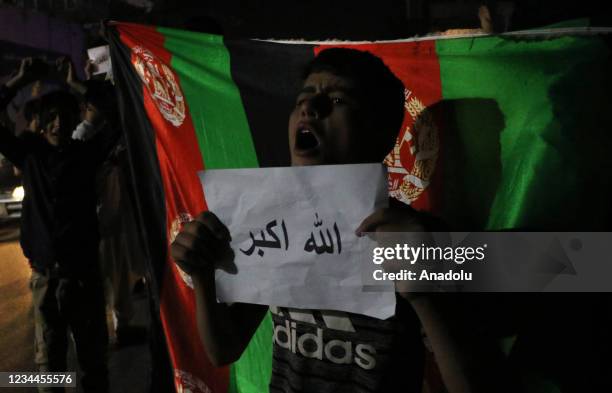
[108,22,612,393]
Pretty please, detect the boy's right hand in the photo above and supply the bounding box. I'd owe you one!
[6,58,35,89]
[170,211,233,276]
[56,57,75,85]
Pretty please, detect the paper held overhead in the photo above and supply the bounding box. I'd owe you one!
[87,45,111,76]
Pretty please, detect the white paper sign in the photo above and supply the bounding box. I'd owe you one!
[199,164,396,320]
[87,45,111,76]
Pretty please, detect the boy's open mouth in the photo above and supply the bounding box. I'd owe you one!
[295,126,321,153]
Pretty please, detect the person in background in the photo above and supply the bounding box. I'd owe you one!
[0,58,117,393]
[432,5,495,36]
[21,98,42,135]
[86,79,148,346]
[62,56,148,346]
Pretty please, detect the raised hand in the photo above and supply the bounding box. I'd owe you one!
[5,57,35,89]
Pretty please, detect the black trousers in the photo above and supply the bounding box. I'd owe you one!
[31,266,108,393]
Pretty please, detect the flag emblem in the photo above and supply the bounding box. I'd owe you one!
[132,45,186,127]
[386,90,439,204]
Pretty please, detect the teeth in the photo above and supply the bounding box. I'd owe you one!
[300,129,311,134]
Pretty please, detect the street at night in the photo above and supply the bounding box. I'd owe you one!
[0,223,151,393]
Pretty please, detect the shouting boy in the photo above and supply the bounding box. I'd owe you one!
[171,48,517,393]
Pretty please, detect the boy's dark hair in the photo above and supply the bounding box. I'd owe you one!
[39,91,80,128]
[23,99,41,122]
[302,48,405,160]
[84,80,115,118]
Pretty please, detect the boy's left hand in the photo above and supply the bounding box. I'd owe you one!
[355,202,426,236]
[356,201,445,300]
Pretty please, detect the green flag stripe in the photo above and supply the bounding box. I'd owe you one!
[159,26,273,393]
[436,35,609,229]
[228,316,274,393]
[159,27,259,169]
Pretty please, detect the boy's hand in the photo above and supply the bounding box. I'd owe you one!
[54,57,74,86]
[84,59,96,81]
[55,57,87,95]
[56,57,75,85]
[356,202,444,300]
[355,204,426,236]
[170,211,234,276]
[5,57,35,89]
[16,57,34,81]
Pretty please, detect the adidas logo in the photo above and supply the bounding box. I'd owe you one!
[272,308,377,370]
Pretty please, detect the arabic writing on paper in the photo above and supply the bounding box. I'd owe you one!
[239,213,343,258]
[304,212,342,255]
[240,219,289,257]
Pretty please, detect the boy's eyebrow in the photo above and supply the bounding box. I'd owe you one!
[298,85,359,96]
[299,86,317,94]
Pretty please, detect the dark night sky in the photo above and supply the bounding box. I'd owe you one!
[3,0,611,43]
[107,0,612,40]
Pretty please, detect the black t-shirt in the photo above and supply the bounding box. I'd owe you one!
[269,296,424,393]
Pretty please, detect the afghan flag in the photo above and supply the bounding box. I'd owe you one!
[107,22,612,393]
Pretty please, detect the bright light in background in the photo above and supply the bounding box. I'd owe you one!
[12,186,24,201]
